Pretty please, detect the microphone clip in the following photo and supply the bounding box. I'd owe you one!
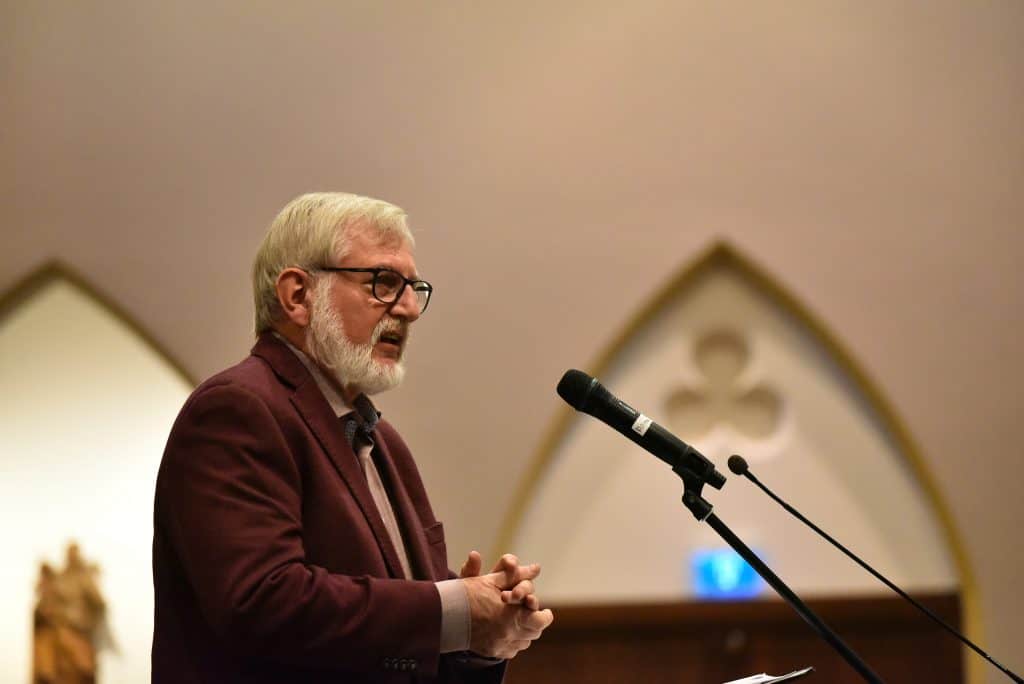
[675,461,716,522]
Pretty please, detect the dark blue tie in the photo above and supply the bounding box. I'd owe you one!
[343,393,379,448]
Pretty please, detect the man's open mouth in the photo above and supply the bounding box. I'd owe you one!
[378,331,404,346]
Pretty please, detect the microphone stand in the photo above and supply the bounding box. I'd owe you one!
[728,455,1023,684]
[674,459,885,684]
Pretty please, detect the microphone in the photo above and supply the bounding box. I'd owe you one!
[558,371,887,681]
[557,369,726,490]
[728,455,1023,684]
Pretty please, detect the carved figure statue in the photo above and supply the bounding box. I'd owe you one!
[32,542,116,684]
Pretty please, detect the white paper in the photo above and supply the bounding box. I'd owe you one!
[722,666,814,684]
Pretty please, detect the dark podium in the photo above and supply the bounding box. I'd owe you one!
[508,593,963,684]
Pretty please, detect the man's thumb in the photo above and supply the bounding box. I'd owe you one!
[460,550,483,578]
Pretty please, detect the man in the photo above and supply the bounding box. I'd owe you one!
[152,192,553,683]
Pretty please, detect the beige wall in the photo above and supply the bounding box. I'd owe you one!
[3,2,1021,682]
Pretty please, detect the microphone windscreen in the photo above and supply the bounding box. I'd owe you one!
[557,369,596,410]
[727,454,749,475]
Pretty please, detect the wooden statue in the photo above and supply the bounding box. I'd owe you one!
[32,543,116,684]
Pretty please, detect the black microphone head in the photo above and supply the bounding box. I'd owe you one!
[727,454,749,476]
[557,369,599,411]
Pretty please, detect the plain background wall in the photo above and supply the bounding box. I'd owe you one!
[2,2,1021,682]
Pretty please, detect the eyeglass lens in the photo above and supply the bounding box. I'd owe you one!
[374,270,430,312]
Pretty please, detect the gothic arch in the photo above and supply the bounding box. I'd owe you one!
[494,241,977,679]
[0,260,195,386]
[0,259,196,682]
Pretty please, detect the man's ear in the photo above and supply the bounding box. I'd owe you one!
[275,267,315,327]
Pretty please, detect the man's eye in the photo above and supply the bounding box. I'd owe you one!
[376,273,403,290]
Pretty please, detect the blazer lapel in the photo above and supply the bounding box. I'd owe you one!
[372,438,435,581]
[252,334,406,579]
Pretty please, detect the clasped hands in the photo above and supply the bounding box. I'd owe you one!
[459,551,554,660]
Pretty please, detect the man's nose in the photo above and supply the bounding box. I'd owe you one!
[389,284,421,322]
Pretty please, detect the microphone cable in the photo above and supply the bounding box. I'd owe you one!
[727,454,1022,684]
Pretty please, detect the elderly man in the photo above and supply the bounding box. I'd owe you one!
[152,193,553,683]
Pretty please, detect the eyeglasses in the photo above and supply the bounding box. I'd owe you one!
[316,267,433,313]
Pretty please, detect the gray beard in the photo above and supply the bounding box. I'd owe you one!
[305,287,406,396]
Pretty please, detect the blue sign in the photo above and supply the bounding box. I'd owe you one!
[691,548,764,599]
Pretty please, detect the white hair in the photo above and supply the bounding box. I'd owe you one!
[251,192,414,335]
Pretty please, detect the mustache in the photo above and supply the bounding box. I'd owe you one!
[371,317,410,345]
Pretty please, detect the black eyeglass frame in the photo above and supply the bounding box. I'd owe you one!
[316,266,433,313]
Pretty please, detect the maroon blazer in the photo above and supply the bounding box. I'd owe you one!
[152,333,505,683]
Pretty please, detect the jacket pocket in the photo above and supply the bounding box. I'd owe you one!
[423,521,449,579]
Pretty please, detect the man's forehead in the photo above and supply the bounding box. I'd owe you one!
[341,225,417,268]
[344,231,413,256]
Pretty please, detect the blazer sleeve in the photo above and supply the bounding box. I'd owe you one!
[155,381,444,675]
